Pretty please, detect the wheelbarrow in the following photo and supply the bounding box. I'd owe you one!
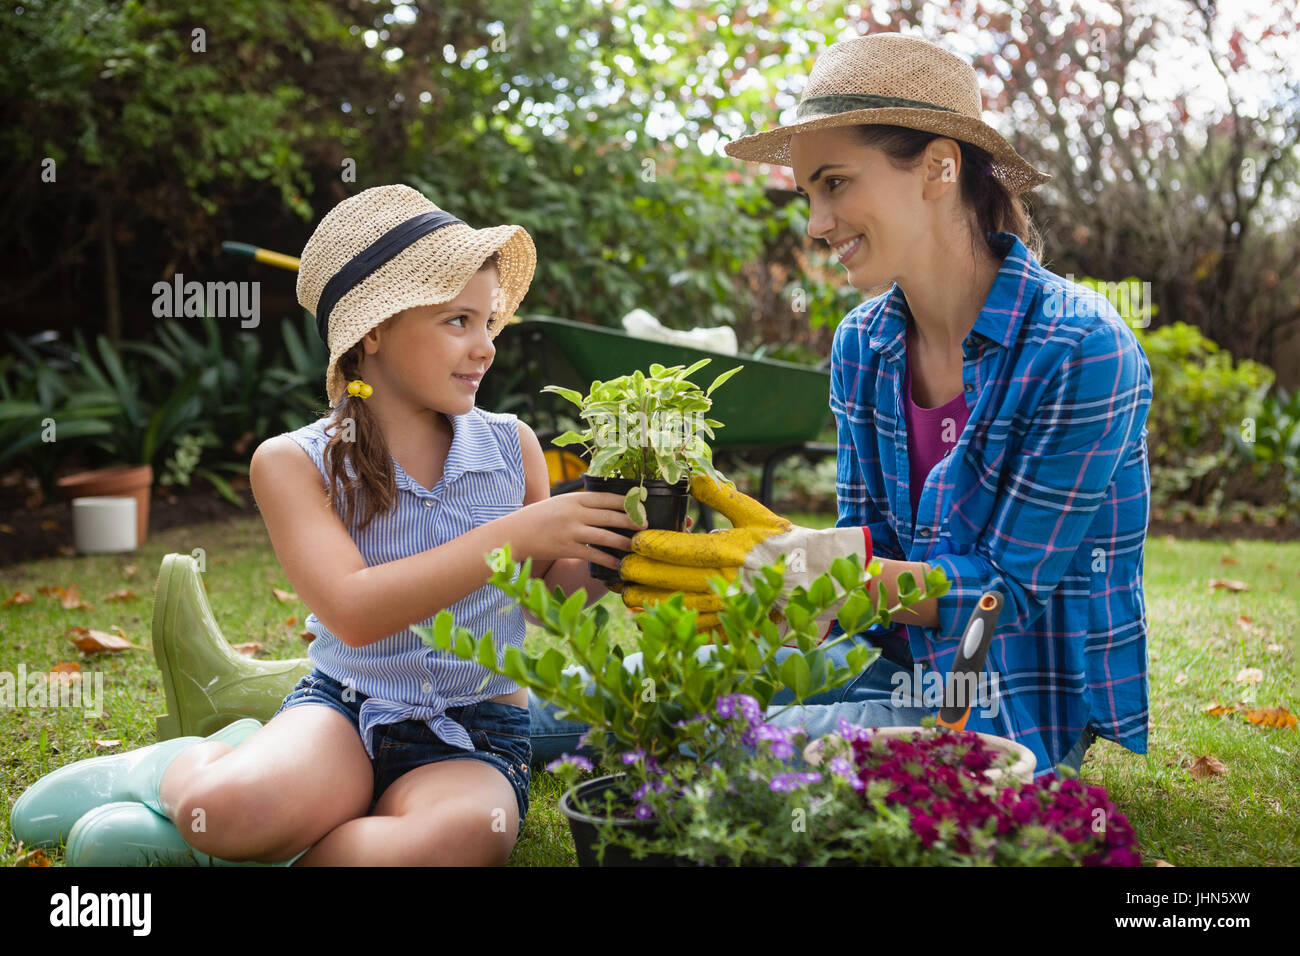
[222,241,836,510]
[517,315,836,512]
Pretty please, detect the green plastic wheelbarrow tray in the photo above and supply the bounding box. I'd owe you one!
[518,315,831,449]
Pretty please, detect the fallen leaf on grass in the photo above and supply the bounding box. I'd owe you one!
[1185,755,1227,779]
[1153,859,1175,867]
[102,588,139,602]
[93,739,121,750]
[1208,579,1250,593]
[272,587,298,604]
[36,584,94,610]
[66,626,144,654]
[1174,673,1187,684]
[57,545,76,557]
[49,662,82,683]
[299,629,315,643]
[2,591,34,607]
[1236,615,1264,636]
[16,848,50,867]
[1244,707,1297,730]
[122,564,137,578]
[232,642,263,657]
[1219,554,1238,566]
[1234,667,1265,684]
[60,585,93,609]
[1204,701,1244,716]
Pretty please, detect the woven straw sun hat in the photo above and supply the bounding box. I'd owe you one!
[297,184,536,408]
[724,32,1051,196]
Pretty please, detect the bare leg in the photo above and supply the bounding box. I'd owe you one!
[296,759,520,866]
[161,704,373,862]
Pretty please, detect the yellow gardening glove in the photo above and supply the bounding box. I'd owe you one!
[618,475,872,632]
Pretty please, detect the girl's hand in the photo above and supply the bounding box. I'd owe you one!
[505,492,647,571]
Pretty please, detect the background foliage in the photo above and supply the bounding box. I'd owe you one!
[1,0,1295,519]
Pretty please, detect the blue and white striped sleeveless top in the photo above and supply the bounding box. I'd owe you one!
[281,407,527,760]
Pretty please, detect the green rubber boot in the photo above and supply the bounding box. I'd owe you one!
[9,718,262,850]
[66,802,311,867]
[153,552,308,740]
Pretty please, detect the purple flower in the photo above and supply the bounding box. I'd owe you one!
[635,804,656,821]
[829,756,854,779]
[735,694,763,725]
[715,696,736,719]
[546,753,593,773]
[769,772,821,793]
[621,749,646,766]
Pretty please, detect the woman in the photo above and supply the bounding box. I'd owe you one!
[612,33,1153,780]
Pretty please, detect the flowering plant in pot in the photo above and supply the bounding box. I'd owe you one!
[542,359,742,584]
[594,712,1141,867]
[415,544,950,865]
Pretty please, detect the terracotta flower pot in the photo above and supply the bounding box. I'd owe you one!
[57,464,153,547]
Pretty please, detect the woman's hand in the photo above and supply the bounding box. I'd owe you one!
[502,492,646,570]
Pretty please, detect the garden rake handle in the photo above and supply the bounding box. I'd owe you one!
[937,591,1003,731]
[221,241,301,272]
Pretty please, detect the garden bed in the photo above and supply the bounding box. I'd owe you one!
[0,468,256,567]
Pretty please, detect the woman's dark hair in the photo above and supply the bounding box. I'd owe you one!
[848,125,1043,263]
[318,252,501,532]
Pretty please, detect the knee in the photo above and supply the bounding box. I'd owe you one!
[408,807,518,866]
[172,770,284,853]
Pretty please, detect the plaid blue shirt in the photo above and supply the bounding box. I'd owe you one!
[828,232,1152,778]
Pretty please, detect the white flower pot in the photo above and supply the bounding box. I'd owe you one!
[71,496,138,554]
[805,725,1038,786]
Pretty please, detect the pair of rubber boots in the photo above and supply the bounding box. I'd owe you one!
[9,553,310,865]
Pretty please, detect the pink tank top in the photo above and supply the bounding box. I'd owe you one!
[904,346,969,521]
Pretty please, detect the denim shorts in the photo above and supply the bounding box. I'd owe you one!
[273,668,531,835]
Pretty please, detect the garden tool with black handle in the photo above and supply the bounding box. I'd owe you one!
[937,590,1003,731]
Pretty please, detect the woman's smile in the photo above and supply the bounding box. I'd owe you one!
[833,235,864,264]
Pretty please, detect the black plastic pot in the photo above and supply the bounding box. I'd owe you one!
[558,773,689,867]
[582,474,688,585]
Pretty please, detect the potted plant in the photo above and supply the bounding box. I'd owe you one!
[603,714,1141,866]
[51,329,210,547]
[542,359,742,584]
[415,543,951,865]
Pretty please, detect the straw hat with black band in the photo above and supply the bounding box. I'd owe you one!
[297,184,536,408]
[724,32,1051,196]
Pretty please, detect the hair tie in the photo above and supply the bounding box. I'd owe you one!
[346,379,373,399]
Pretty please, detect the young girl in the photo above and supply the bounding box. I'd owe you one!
[13,184,641,866]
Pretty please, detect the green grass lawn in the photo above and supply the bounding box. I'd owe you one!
[1,510,1296,866]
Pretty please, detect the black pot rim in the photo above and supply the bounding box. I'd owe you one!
[558,773,651,828]
[582,474,689,492]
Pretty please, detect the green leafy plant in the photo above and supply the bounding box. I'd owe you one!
[1231,385,1300,511]
[415,544,950,832]
[541,359,741,522]
[1130,320,1274,508]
